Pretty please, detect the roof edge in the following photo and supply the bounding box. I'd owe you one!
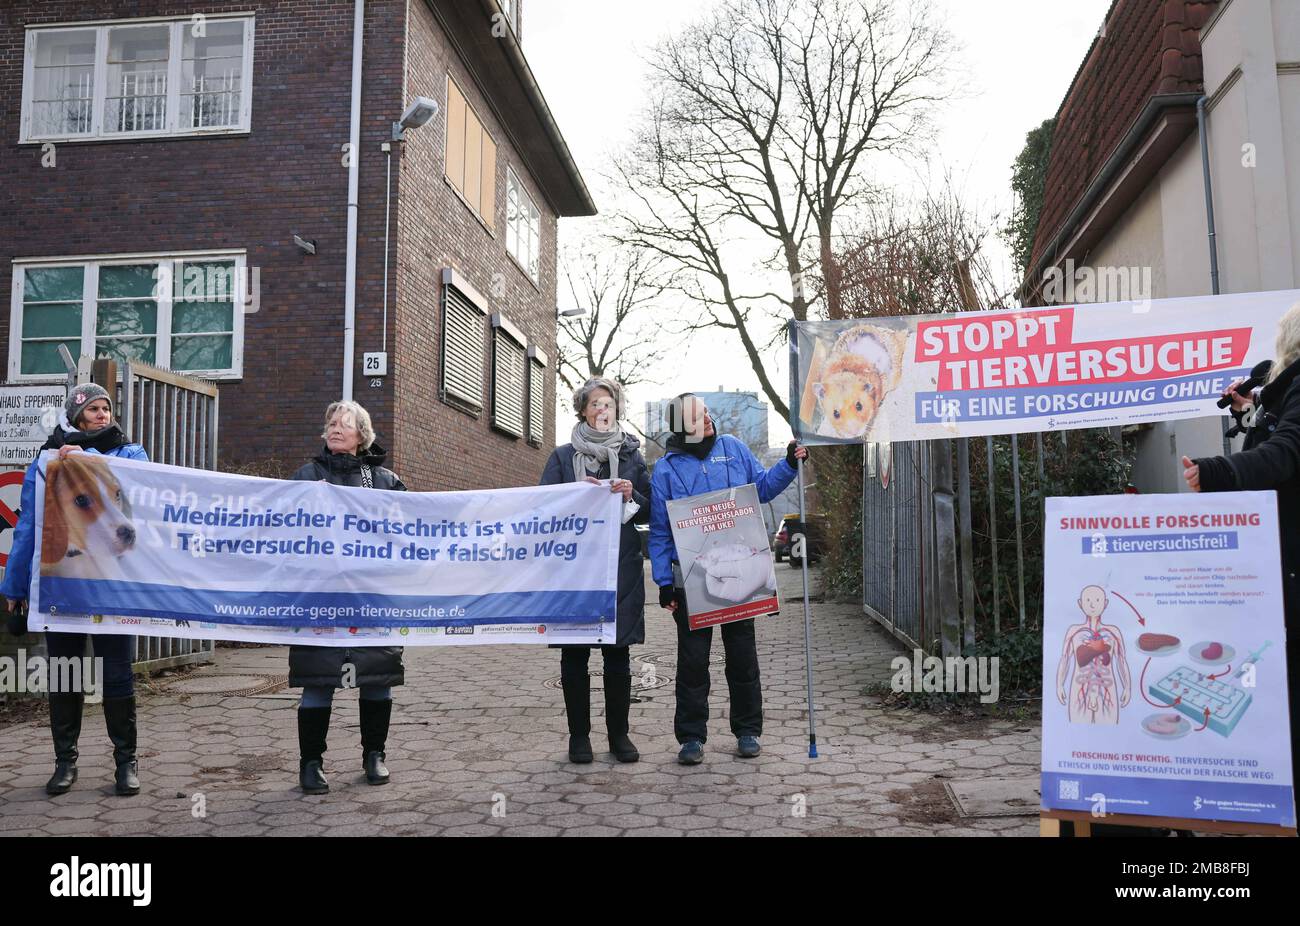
[475,0,597,217]
[1018,91,1203,302]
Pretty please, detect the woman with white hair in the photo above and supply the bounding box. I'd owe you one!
[288,400,407,794]
[1183,300,1300,787]
[540,377,651,764]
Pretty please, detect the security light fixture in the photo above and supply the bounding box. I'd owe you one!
[393,96,440,142]
[294,235,317,255]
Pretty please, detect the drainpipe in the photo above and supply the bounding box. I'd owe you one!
[1198,95,1231,454]
[342,0,365,401]
[1197,96,1221,296]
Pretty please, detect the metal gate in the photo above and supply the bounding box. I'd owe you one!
[88,357,220,672]
[862,432,1071,657]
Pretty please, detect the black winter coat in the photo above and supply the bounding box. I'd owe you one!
[1195,360,1300,627]
[540,435,651,647]
[288,443,407,689]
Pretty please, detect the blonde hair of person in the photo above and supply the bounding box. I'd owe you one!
[1269,300,1300,384]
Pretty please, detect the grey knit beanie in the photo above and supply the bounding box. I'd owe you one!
[65,383,112,429]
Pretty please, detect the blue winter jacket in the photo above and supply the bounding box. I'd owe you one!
[649,434,796,588]
[0,442,148,601]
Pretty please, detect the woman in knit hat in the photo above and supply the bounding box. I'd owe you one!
[539,377,651,764]
[2,383,150,797]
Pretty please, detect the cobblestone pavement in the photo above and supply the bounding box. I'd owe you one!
[0,565,1040,836]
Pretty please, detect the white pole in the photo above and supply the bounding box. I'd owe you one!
[797,455,818,758]
[342,0,365,401]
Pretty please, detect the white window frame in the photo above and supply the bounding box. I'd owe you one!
[20,14,255,144]
[9,250,247,382]
[506,167,541,284]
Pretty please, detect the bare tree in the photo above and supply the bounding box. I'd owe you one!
[614,0,955,418]
[555,238,673,393]
[832,179,1012,318]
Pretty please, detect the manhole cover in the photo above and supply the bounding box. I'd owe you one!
[165,674,286,696]
[542,671,672,692]
[634,652,724,668]
[943,777,1041,818]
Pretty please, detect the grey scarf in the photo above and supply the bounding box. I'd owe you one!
[570,421,623,482]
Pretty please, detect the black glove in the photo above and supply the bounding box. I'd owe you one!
[6,600,29,637]
[786,440,805,468]
[659,585,678,609]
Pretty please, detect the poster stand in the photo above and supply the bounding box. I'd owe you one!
[1039,809,1296,837]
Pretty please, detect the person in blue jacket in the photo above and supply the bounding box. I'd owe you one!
[649,392,807,764]
[2,384,150,797]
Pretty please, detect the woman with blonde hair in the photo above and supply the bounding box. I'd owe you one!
[1183,299,1300,787]
[289,400,407,794]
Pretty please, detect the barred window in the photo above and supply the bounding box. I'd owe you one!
[21,15,253,142]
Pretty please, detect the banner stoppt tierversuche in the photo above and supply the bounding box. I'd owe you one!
[789,290,1300,445]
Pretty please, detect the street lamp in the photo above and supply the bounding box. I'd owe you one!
[392,96,439,142]
[559,307,587,318]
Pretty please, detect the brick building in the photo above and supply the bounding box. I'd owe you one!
[0,0,595,490]
[1021,0,1299,492]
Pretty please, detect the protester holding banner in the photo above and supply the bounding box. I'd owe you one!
[649,393,807,764]
[2,384,149,797]
[1183,300,1300,783]
[540,377,651,764]
[288,400,407,794]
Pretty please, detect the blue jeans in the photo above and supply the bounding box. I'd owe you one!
[45,632,134,699]
[300,685,391,709]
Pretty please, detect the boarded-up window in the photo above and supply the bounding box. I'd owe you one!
[444,75,495,229]
[440,271,486,413]
[527,346,547,447]
[491,314,526,437]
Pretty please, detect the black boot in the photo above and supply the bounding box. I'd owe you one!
[46,693,83,795]
[102,696,139,796]
[561,672,593,763]
[358,698,392,786]
[297,706,331,794]
[604,673,639,763]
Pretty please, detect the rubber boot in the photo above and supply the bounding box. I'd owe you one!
[359,698,392,785]
[297,705,331,794]
[561,672,593,763]
[45,693,83,795]
[102,696,139,796]
[604,673,639,763]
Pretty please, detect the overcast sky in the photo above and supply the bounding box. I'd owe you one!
[526,0,1114,445]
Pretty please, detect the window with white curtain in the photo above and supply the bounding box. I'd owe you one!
[21,15,254,142]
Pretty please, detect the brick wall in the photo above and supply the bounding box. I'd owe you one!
[1,1,400,476]
[393,0,558,491]
[0,0,560,490]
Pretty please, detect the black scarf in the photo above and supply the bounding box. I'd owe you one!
[666,432,716,461]
[41,423,130,454]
